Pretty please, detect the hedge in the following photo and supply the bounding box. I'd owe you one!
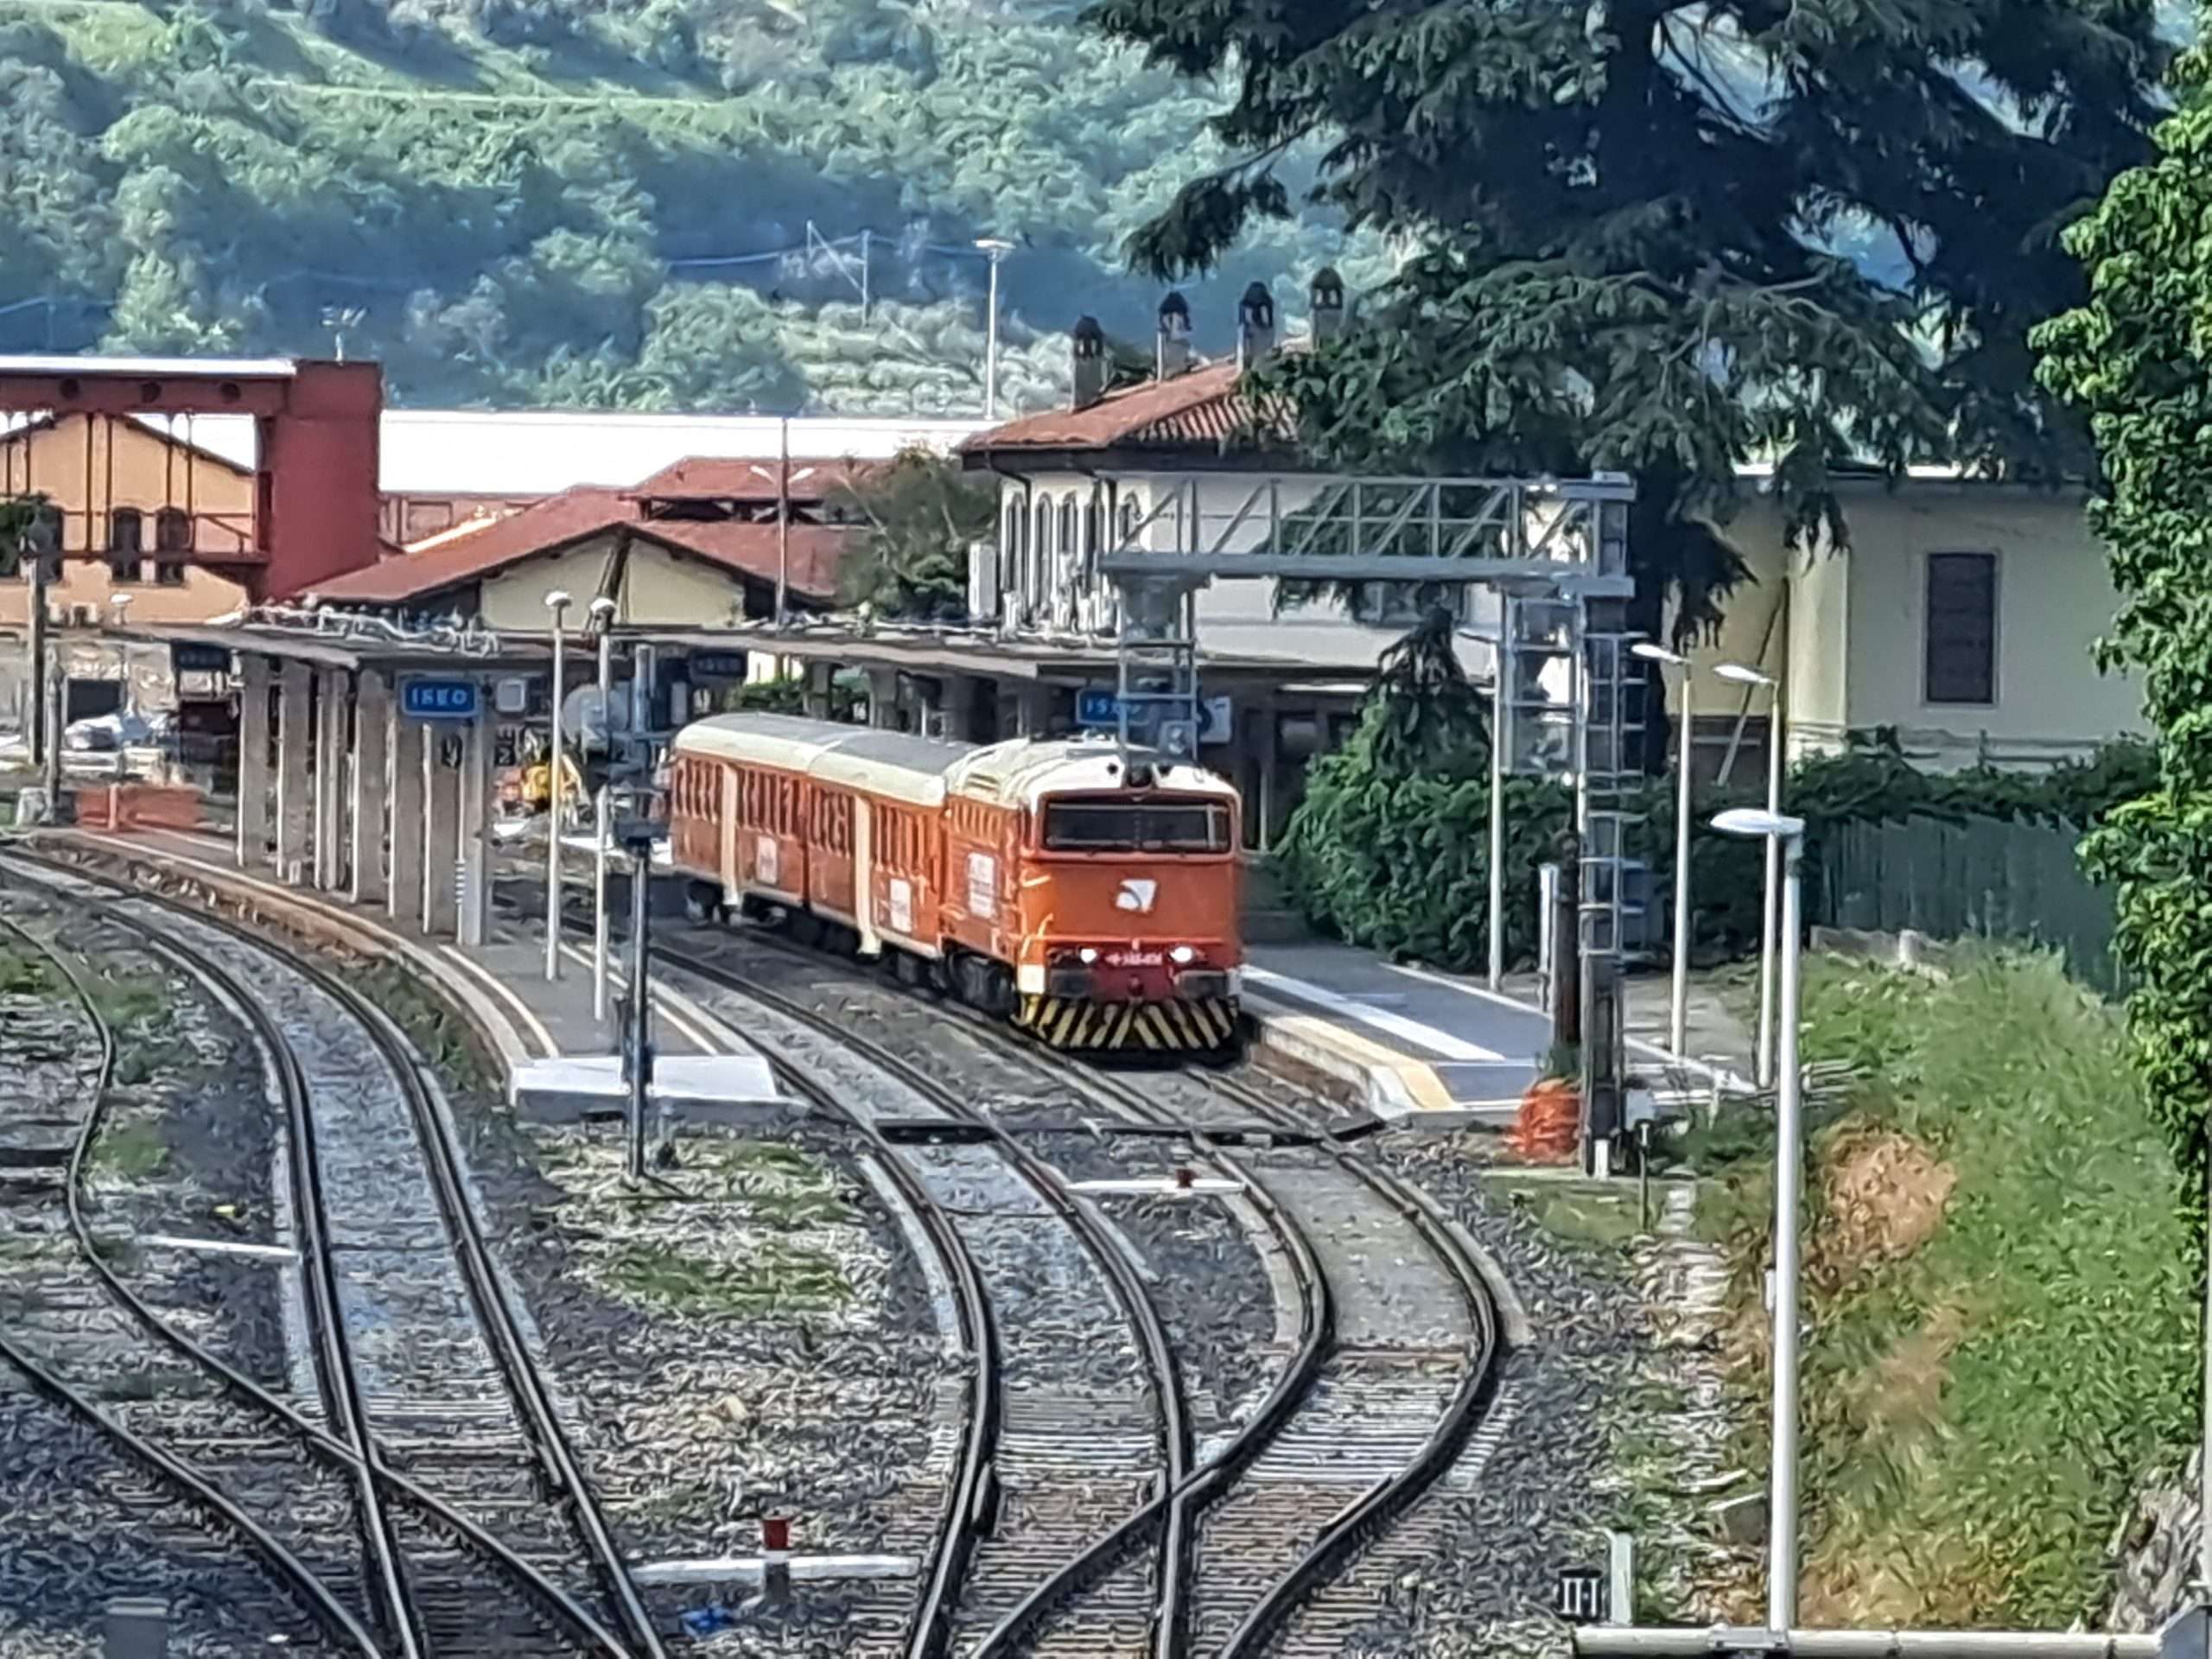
[1275,689,2154,973]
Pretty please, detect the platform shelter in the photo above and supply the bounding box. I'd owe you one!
[111,619,550,949]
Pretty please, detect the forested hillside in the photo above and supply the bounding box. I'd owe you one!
[0,0,1387,413]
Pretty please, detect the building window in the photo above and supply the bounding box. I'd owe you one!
[1033,495,1052,610]
[1924,550,1998,706]
[1058,498,1077,558]
[108,508,143,583]
[155,508,190,553]
[1003,499,1021,557]
[1085,499,1104,569]
[156,561,187,588]
[1118,495,1141,543]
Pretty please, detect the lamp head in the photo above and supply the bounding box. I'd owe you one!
[1630,641,1686,667]
[1711,806,1806,841]
[1713,661,1773,688]
[545,589,573,613]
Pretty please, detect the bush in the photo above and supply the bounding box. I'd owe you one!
[1277,666,2152,973]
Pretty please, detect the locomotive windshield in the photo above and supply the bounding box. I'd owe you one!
[1041,798,1232,854]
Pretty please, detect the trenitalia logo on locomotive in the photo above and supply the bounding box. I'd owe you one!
[1116,879,1159,913]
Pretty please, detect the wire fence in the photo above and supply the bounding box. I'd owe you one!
[1817,813,2125,997]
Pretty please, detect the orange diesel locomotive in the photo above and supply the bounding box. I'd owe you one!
[667,712,1243,1052]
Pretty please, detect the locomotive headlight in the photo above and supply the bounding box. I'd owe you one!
[1079,948,1099,964]
[1170,945,1197,965]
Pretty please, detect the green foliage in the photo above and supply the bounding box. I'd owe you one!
[1279,663,2152,974]
[0,0,1386,413]
[831,444,996,619]
[1694,952,2195,1625]
[1096,0,2171,760]
[2036,37,2212,1239]
[727,675,804,714]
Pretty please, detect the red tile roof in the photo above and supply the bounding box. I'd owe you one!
[304,485,853,607]
[957,361,1298,455]
[629,455,881,500]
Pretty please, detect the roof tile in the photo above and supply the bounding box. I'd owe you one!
[306,484,853,608]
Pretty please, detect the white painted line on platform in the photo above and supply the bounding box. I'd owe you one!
[1385,960,1758,1096]
[558,943,747,1058]
[136,1233,298,1263]
[630,1554,918,1586]
[1063,1177,1243,1197]
[1243,966,1507,1063]
[441,945,563,1060]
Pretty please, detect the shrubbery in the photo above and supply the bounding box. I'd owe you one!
[1276,613,2153,972]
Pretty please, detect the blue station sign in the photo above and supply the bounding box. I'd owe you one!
[1075,687,1122,726]
[401,677,480,721]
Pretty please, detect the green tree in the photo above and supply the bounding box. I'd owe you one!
[1089,0,2172,764]
[831,446,997,620]
[2036,38,2212,1230]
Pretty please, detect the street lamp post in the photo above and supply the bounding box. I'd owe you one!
[1716,659,1782,1088]
[976,238,1014,421]
[1712,804,1807,1631]
[543,589,571,982]
[1632,641,1694,1055]
[588,596,618,1024]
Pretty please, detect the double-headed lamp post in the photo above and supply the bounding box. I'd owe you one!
[588,596,619,1023]
[1631,641,1694,1055]
[543,589,571,982]
[976,238,1014,421]
[1711,804,1807,1632]
[1715,659,1783,1089]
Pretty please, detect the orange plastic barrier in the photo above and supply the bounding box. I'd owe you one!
[73,785,205,834]
[1507,1077,1581,1164]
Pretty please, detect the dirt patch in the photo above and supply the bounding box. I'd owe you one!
[1814,1128,1955,1288]
[1840,1300,1968,1437]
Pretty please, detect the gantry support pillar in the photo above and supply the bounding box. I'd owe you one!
[459,704,492,949]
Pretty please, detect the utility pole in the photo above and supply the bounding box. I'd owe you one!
[976,238,1013,421]
[775,416,791,628]
[25,551,47,773]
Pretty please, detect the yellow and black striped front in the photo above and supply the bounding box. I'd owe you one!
[1014,995,1243,1054]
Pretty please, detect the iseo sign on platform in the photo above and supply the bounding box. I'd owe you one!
[401,678,480,721]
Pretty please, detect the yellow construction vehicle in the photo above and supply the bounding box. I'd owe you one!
[520,748,587,817]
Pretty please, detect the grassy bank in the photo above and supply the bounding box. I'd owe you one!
[1693,950,2196,1627]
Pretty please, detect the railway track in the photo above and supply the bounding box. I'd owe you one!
[0,853,665,1656]
[654,922,1505,1659]
[637,943,1198,1659]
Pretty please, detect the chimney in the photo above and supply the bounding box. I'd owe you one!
[1236,281,1277,370]
[1156,290,1192,379]
[1309,266,1345,346]
[1071,315,1108,410]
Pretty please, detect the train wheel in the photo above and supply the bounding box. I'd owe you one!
[683,881,721,924]
[893,952,923,988]
[791,912,827,950]
[738,894,774,925]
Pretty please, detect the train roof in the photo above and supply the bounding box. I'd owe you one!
[945,738,1239,810]
[674,712,1237,811]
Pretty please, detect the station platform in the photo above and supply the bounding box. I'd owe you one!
[1244,940,1755,1128]
[8,824,783,1126]
[16,822,1752,1138]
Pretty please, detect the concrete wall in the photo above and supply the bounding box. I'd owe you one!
[1679,482,2144,770]
[0,415,253,628]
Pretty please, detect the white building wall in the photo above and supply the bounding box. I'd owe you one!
[1685,484,2143,770]
[991,468,1500,677]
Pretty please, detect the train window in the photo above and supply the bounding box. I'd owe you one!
[1041,799,1232,854]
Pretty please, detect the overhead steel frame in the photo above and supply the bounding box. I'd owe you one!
[1101,471,1641,1169]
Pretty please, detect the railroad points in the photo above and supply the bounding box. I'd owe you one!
[1,834,1669,1657]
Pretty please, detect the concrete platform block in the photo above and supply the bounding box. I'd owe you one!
[512,1054,785,1125]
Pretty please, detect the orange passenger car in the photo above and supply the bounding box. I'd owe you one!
[666,712,1243,1052]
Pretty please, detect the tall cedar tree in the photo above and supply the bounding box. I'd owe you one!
[1088,0,2171,764]
[2037,40,2212,1234]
